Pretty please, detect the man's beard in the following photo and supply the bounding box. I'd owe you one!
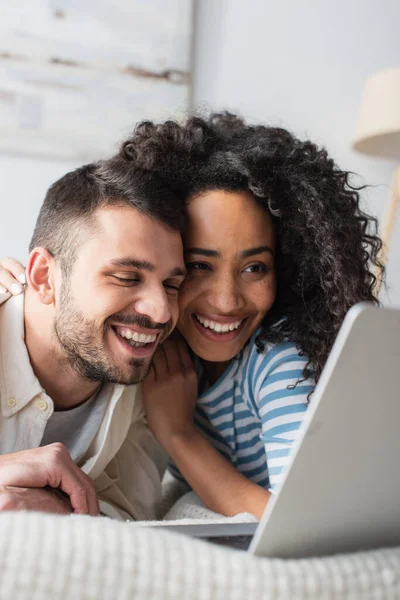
[54,283,171,385]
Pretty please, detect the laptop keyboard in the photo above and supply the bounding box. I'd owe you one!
[204,534,254,551]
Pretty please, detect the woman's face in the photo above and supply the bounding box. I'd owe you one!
[177,190,276,363]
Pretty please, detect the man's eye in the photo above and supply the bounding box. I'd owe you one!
[186,262,210,271]
[163,282,181,293]
[112,276,140,285]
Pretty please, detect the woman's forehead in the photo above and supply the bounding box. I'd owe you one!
[185,190,275,249]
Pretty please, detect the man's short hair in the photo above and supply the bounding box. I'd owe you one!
[29,159,185,272]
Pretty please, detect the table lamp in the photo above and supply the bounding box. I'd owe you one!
[352,66,400,293]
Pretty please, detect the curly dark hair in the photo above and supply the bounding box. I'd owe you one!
[116,112,383,382]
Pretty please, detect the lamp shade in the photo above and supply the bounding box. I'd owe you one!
[352,67,400,158]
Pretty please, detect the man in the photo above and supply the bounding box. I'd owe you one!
[0,158,186,519]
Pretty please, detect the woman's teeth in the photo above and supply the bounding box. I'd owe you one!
[116,327,156,346]
[195,315,242,333]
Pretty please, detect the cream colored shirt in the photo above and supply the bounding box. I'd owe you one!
[0,292,167,520]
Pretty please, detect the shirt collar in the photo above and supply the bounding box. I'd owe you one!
[0,293,44,417]
[0,294,127,419]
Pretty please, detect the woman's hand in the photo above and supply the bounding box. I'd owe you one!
[0,257,26,295]
[143,333,270,519]
[142,333,198,447]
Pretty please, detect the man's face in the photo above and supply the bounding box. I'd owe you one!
[53,205,185,385]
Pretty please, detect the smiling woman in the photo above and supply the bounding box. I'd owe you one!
[179,189,276,369]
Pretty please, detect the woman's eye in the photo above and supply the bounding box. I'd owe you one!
[186,262,210,271]
[243,263,268,274]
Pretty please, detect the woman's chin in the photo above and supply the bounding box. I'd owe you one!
[182,334,246,363]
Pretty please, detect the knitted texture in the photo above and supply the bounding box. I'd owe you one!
[163,490,257,521]
[0,512,400,599]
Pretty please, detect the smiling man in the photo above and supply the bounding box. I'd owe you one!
[0,159,186,519]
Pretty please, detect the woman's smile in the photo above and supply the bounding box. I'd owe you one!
[192,313,247,342]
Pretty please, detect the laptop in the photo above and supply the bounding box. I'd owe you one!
[140,303,400,558]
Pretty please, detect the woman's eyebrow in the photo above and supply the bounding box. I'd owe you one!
[184,247,221,258]
[240,246,274,259]
[184,246,274,259]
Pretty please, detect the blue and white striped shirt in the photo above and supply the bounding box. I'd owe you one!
[169,332,315,492]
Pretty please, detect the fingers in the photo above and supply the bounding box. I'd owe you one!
[0,486,19,511]
[162,338,183,373]
[83,475,100,516]
[0,444,99,516]
[66,461,99,516]
[167,329,184,343]
[150,344,169,379]
[46,443,99,515]
[0,257,26,282]
[0,258,26,295]
[57,463,99,516]
[149,336,194,379]
[0,486,74,515]
[145,362,156,383]
[175,336,194,371]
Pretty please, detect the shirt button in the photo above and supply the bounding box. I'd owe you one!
[7,397,16,408]
[35,399,48,411]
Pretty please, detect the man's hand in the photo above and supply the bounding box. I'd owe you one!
[143,333,198,448]
[0,485,73,514]
[0,443,99,515]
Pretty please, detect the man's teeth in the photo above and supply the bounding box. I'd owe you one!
[116,327,157,344]
[195,315,242,333]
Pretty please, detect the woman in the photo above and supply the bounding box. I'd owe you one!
[0,113,383,519]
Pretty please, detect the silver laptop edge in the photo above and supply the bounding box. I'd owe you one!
[250,303,400,558]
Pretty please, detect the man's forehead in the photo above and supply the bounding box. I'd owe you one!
[94,205,179,241]
[73,205,184,272]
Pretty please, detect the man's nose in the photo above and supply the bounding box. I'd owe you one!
[134,287,172,326]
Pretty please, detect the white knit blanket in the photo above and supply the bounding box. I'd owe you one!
[0,511,399,599]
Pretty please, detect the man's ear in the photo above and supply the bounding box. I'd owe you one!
[26,248,57,305]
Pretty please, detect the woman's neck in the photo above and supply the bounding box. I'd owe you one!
[201,360,231,387]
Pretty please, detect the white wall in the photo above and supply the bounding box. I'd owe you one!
[0,0,192,260]
[191,0,400,305]
[1,0,400,303]
[0,155,79,261]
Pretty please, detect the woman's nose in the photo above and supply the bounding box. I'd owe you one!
[207,277,243,313]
